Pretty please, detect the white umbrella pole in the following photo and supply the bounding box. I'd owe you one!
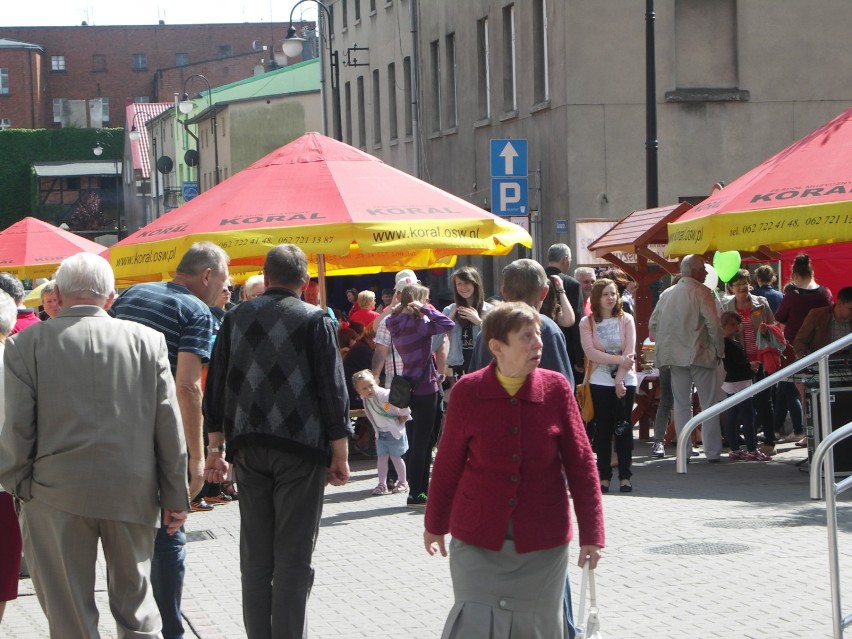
[318,254,328,311]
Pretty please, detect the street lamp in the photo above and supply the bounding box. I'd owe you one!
[92,130,123,239]
[282,0,342,141]
[179,74,220,187]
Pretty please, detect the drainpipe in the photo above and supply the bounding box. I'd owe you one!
[409,0,422,178]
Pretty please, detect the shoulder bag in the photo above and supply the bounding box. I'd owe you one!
[575,356,595,422]
[388,348,433,409]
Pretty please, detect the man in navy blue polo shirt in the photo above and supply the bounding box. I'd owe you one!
[110,241,229,639]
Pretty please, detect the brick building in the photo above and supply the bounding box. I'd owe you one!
[0,21,312,129]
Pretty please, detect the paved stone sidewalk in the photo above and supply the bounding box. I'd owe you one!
[5,440,852,638]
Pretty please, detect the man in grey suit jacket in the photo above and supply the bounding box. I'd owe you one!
[0,253,189,639]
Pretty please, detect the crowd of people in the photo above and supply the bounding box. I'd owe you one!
[0,239,850,638]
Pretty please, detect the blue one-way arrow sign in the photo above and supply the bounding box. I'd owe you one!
[490,139,527,178]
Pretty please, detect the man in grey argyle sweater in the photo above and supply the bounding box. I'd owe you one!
[203,244,350,639]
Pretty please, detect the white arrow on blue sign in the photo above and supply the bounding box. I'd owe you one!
[490,139,528,177]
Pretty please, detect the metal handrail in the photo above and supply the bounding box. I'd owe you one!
[810,414,852,638]
[675,331,852,473]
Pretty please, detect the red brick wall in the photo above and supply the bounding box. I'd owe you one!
[0,47,45,128]
[0,22,312,128]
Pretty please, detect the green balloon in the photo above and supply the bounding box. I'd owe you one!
[713,250,741,282]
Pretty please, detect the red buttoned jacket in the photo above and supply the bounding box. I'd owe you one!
[425,362,605,553]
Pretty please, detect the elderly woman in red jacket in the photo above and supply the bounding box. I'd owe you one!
[424,302,604,639]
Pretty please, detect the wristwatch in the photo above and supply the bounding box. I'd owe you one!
[207,445,226,453]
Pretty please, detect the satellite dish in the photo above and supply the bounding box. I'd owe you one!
[156,155,174,174]
[184,149,199,167]
[252,39,263,51]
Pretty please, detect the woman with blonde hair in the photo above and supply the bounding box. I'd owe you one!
[386,284,454,506]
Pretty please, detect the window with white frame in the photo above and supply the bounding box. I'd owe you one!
[344,81,353,145]
[532,0,549,104]
[372,68,381,145]
[0,68,9,95]
[89,97,109,123]
[387,62,398,141]
[52,98,64,123]
[403,57,412,137]
[51,55,66,71]
[0,118,11,130]
[132,53,147,71]
[357,75,366,148]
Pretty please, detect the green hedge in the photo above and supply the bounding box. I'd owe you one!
[0,128,124,229]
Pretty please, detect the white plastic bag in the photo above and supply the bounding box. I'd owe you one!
[575,557,602,639]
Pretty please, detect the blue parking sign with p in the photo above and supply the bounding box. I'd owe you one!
[491,178,529,216]
[490,139,529,217]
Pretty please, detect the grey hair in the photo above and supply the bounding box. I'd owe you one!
[0,273,25,304]
[501,259,548,306]
[574,266,595,279]
[681,254,704,278]
[244,274,265,291]
[55,253,115,299]
[40,280,57,302]
[0,291,17,336]
[264,244,309,287]
[547,243,571,264]
[175,241,230,277]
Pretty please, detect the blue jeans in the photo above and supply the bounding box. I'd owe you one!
[151,521,186,639]
[774,381,804,435]
[724,392,756,451]
[563,577,577,638]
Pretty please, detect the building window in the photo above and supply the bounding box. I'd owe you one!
[92,55,106,72]
[134,96,151,103]
[216,45,232,59]
[357,75,366,148]
[502,4,517,114]
[354,0,361,22]
[0,68,8,95]
[370,0,376,12]
[445,33,457,129]
[477,18,491,120]
[89,97,109,124]
[532,0,549,104]
[342,0,348,29]
[675,0,737,88]
[132,54,147,71]
[403,56,412,137]
[176,53,189,67]
[429,40,441,133]
[387,62,398,141]
[51,55,66,72]
[372,69,381,145]
[0,118,11,130]
[52,98,63,123]
[344,81,353,145]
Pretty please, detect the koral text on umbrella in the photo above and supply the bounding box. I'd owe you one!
[750,184,852,203]
[114,248,178,267]
[372,226,481,242]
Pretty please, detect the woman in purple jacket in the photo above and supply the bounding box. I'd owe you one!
[424,302,604,639]
[386,284,454,507]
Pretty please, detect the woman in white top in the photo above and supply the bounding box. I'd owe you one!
[579,278,637,493]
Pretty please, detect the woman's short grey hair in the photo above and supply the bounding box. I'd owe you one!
[55,253,115,300]
[40,280,57,302]
[0,273,25,304]
[264,244,309,287]
[0,291,17,336]
[175,242,230,277]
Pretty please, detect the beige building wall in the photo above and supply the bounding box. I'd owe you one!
[325,0,852,286]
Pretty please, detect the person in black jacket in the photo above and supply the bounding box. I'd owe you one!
[543,244,583,380]
[720,311,769,461]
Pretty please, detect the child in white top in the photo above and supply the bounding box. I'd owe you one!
[352,370,411,495]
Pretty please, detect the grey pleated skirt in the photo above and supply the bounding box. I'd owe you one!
[441,534,570,639]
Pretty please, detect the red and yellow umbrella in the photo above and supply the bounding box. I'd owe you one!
[0,217,108,280]
[668,108,852,256]
[109,133,531,281]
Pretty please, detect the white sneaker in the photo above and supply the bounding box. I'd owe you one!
[652,441,665,458]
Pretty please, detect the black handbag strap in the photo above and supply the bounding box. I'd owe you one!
[390,342,433,385]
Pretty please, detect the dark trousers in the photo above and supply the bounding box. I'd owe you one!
[407,391,439,498]
[753,367,775,445]
[235,446,326,639]
[774,381,804,435]
[724,392,756,451]
[590,384,635,482]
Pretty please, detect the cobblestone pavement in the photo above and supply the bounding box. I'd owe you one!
[5,439,852,638]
